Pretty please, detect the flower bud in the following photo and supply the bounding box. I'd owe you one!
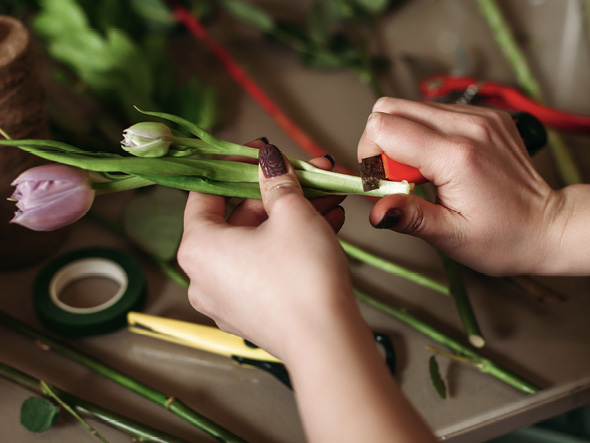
[10,164,95,231]
[121,122,173,157]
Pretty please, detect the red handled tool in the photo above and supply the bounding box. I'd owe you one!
[358,70,590,191]
[421,74,590,133]
[360,111,547,190]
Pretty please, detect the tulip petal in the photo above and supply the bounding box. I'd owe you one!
[9,164,95,231]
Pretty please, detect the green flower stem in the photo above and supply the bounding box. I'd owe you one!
[40,381,109,443]
[342,179,483,347]
[90,208,534,394]
[353,288,540,394]
[341,237,483,348]
[296,168,412,197]
[169,135,259,159]
[93,176,156,194]
[0,141,410,200]
[0,362,189,443]
[476,0,582,185]
[339,239,449,296]
[0,311,246,443]
[413,185,485,348]
[439,253,485,348]
[90,198,530,395]
[476,0,543,101]
[426,346,483,368]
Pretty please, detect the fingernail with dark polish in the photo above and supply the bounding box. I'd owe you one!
[256,136,269,144]
[375,208,402,229]
[323,153,336,167]
[259,144,287,178]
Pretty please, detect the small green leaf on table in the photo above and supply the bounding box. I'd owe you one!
[20,397,60,433]
[429,355,447,400]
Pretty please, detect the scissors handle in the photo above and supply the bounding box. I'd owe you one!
[421,74,590,133]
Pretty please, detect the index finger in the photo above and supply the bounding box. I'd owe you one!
[183,192,227,232]
[357,111,448,180]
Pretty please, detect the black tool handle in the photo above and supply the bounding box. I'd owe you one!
[511,112,547,156]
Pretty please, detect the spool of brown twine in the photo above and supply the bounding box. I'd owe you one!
[0,15,67,269]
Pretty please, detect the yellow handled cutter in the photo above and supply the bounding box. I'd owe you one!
[127,312,397,389]
[127,312,292,387]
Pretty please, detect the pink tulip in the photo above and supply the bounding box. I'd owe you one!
[9,164,95,231]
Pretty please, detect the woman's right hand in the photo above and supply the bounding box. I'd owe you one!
[357,97,587,275]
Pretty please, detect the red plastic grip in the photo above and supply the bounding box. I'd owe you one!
[381,153,428,184]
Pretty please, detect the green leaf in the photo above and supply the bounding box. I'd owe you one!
[324,0,356,21]
[220,0,275,31]
[130,0,175,31]
[33,0,157,121]
[136,109,252,156]
[123,187,187,261]
[303,50,346,70]
[33,0,91,38]
[20,397,60,433]
[307,2,333,47]
[352,0,391,15]
[429,356,447,400]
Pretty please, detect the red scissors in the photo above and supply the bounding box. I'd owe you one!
[420,74,590,133]
[361,74,586,189]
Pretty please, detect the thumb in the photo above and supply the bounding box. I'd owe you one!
[369,193,460,246]
[258,144,307,215]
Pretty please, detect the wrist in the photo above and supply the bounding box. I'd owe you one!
[532,184,590,275]
[278,286,368,367]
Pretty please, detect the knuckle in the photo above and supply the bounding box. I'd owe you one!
[365,111,389,139]
[466,114,495,141]
[480,106,512,124]
[372,96,396,113]
[401,203,426,235]
[266,181,300,195]
[176,240,194,272]
[264,181,304,210]
[187,287,211,315]
[267,187,315,214]
[448,136,479,167]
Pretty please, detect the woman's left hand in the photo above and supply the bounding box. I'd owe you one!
[225,138,345,231]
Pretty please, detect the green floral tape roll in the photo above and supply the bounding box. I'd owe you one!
[33,247,147,337]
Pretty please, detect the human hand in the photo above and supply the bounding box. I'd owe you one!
[225,138,346,231]
[177,143,355,361]
[179,140,439,442]
[357,97,568,275]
